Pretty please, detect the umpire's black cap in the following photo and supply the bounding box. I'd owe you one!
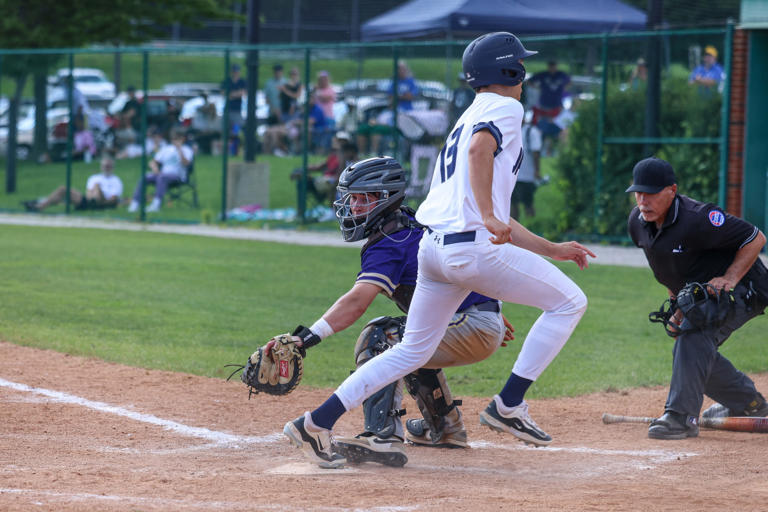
[625,157,676,194]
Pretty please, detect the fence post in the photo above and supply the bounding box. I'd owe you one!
[299,46,311,224]
[65,54,74,214]
[593,34,608,235]
[392,45,399,162]
[139,51,149,222]
[220,49,230,222]
[718,20,734,209]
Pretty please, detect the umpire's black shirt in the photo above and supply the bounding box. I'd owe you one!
[628,194,760,295]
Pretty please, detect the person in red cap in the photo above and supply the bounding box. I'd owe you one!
[627,157,768,440]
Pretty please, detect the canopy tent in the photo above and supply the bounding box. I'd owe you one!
[361,0,647,41]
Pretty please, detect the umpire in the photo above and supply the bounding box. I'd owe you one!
[627,157,768,440]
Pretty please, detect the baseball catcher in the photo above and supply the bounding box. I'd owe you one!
[239,156,514,469]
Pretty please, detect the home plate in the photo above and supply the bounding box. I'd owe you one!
[267,462,358,475]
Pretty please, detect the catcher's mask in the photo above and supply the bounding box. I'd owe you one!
[334,156,407,242]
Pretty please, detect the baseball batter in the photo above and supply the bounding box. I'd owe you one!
[281,156,514,468]
[284,32,595,468]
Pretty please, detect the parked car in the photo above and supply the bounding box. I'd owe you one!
[178,91,269,128]
[0,104,70,160]
[48,67,116,102]
[162,82,221,97]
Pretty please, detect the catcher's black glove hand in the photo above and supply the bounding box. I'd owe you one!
[228,334,304,396]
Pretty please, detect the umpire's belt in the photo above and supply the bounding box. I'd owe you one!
[426,228,476,246]
[469,300,501,313]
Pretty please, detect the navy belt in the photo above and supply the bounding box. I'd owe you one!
[474,300,500,313]
[427,228,476,245]
[459,300,500,314]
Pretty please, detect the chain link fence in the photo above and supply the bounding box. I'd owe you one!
[0,26,731,240]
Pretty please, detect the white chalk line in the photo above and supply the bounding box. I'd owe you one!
[0,488,419,512]
[0,377,279,449]
[1,376,695,473]
[469,440,697,463]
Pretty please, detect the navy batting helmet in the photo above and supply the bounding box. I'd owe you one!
[462,32,537,89]
[334,156,407,242]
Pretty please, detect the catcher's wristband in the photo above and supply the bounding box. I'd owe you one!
[292,325,322,354]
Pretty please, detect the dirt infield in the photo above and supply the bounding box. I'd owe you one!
[1,342,767,512]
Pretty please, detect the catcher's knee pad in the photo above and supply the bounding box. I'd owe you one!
[403,368,461,436]
[353,315,406,367]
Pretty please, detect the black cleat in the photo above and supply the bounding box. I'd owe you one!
[335,433,408,467]
[283,412,346,469]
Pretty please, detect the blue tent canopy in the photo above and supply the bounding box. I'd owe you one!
[361,0,647,41]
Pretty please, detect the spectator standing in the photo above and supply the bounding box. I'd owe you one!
[280,67,304,122]
[221,64,247,155]
[264,64,285,126]
[314,71,337,129]
[391,60,419,112]
[529,60,570,154]
[23,154,123,212]
[511,113,543,219]
[629,57,648,90]
[689,45,725,95]
[128,130,193,213]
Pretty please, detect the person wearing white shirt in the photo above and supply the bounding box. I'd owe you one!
[23,155,123,212]
[128,131,193,213]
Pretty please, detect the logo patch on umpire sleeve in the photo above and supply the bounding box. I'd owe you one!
[708,210,725,227]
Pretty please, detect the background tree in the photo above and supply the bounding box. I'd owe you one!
[0,0,238,193]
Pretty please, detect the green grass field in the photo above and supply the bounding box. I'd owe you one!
[2,223,766,399]
[0,152,334,225]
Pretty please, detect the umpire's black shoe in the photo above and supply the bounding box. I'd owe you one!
[283,412,346,469]
[702,392,768,419]
[648,411,699,440]
[335,432,408,467]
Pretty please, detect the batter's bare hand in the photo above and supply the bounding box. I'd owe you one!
[549,241,596,270]
[484,216,512,245]
[501,314,515,346]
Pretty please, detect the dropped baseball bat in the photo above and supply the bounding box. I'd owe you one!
[602,413,768,433]
[700,416,768,433]
[601,413,655,424]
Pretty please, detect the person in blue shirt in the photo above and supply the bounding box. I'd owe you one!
[529,60,570,153]
[689,45,725,94]
[392,60,419,111]
[279,157,515,468]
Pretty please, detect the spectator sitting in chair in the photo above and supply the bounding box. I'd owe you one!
[23,154,123,212]
[128,130,193,213]
[292,135,357,206]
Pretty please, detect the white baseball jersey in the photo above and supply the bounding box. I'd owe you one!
[85,173,123,200]
[416,92,524,233]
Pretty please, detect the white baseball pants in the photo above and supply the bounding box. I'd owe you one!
[335,229,587,411]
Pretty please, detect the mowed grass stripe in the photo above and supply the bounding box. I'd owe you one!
[1,224,765,398]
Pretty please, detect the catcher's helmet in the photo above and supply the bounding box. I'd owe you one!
[462,32,537,89]
[334,156,407,242]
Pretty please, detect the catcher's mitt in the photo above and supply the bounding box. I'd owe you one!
[234,334,304,396]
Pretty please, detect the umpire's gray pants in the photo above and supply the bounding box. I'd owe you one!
[666,283,765,417]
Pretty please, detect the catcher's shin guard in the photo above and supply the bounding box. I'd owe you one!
[404,368,467,447]
[362,381,405,439]
[354,316,407,440]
